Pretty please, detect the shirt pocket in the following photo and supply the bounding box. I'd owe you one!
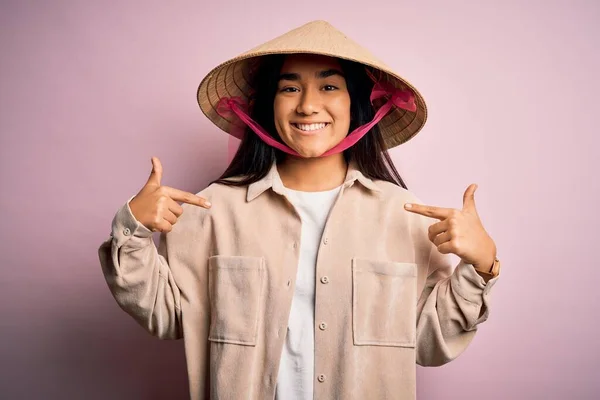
[352,258,417,348]
[207,255,265,346]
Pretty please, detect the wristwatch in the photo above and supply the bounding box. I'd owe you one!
[475,257,501,280]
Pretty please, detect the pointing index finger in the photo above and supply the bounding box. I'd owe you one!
[404,203,452,220]
[164,186,211,208]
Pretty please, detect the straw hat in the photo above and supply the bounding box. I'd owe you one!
[196,20,427,150]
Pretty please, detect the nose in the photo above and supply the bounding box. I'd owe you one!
[295,86,322,116]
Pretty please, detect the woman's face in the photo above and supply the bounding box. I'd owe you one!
[273,54,351,158]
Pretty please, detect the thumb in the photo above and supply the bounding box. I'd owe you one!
[462,183,479,214]
[146,157,163,187]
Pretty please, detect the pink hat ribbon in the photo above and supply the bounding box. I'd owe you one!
[216,81,416,157]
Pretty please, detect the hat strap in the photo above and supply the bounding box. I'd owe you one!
[216,82,416,157]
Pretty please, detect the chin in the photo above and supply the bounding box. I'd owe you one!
[291,141,334,158]
[281,132,344,158]
[291,148,324,158]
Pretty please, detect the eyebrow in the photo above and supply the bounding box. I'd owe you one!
[278,69,345,82]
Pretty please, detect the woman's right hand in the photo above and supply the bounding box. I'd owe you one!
[129,157,211,233]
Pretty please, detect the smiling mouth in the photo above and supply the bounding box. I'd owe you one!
[291,122,331,133]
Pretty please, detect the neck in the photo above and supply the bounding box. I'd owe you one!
[277,154,348,192]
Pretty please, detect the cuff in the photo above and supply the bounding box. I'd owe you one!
[110,195,154,248]
[451,261,500,325]
[451,261,500,304]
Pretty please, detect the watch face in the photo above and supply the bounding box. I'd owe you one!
[491,259,500,275]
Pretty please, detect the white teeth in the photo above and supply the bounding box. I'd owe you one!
[294,123,327,132]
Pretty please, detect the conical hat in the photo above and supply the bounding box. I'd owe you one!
[196,20,427,149]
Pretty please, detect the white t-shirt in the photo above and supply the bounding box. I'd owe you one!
[274,184,342,400]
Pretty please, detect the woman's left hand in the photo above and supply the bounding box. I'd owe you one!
[404,184,497,272]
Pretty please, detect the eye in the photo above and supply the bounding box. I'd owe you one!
[323,85,338,91]
[280,87,299,93]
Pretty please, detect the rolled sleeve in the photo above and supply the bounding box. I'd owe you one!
[110,195,153,247]
[450,261,500,327]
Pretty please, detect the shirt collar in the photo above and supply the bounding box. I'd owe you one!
[246,160,381,202]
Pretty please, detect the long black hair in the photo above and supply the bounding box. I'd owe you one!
[210,54,408,189]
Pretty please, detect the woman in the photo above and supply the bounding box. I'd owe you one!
[99,20,500,400]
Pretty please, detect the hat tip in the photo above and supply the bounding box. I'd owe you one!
[305,19,333,26]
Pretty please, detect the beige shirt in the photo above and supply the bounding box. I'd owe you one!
[98,160,500,400]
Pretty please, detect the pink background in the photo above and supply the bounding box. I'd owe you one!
[1,0,598,398]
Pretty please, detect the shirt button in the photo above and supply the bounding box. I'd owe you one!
[320,276,329,284]
[318,374,326,383]
[319,322,327,330]
[323,237,329,245]
[123,228,131,236]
